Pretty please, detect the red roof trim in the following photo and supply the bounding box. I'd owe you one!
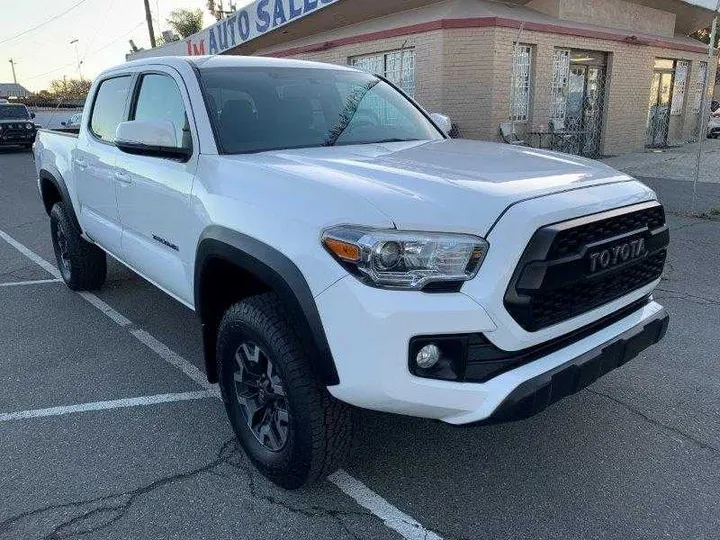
[263,16,707,57]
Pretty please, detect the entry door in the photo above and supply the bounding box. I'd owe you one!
[115,71,199,305]
[564,66,587,155]
[583,67,605,157]
[647,71,673,147]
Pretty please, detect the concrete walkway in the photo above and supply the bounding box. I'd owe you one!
[600,140,720,214]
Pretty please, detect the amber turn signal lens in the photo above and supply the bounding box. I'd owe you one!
[324,237,361,262]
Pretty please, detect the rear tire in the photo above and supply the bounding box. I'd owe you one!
[50,202,107,290]
[217,293,353,489]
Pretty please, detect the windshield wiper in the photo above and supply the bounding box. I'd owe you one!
[324,80,379,147]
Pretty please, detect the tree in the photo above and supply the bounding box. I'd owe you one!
[47,78,92,100]
[691,27,720,47]
[167,8,204,37]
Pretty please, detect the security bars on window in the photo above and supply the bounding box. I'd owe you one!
[694,61,708,115]
[510,45,532,122]
[671,60,689,116]
[550,49,570,121]
[349,49,416,97]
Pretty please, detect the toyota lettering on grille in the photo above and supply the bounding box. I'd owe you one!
[589,237,647,274]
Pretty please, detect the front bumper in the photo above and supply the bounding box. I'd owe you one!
[317,275,667,424]
[473,306,668,424]
[0,130,36,145]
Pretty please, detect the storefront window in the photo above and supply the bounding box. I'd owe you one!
[693,61,708,114]
[349,49,415,97]
[671,60,689,116]
[510,45,533,122]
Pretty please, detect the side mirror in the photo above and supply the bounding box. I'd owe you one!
[430,113,452,136]
[115,119,190,160]
[30,112,36,119]
[61,121,67,126]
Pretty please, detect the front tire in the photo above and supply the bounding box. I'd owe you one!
[217,293,353,489]
[50,202,107,290]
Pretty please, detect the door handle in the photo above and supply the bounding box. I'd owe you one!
[74,158,87,170]
[114,171,132,184]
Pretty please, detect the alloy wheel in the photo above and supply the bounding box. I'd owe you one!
[233,341,289,452]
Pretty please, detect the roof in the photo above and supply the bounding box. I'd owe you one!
[256,0,710,57]
[0,83,31,98]
[121,54,355,71]
[127,0,716,62]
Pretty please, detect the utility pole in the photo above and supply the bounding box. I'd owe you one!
[143,0,156,48]
[8,59,17,85]
[70,39,83,80]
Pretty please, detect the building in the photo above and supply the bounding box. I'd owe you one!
[129,0,718,156]
[0,83,31,99]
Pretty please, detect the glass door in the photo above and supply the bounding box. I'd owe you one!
[584,67,605,156]
[647,61,675,148]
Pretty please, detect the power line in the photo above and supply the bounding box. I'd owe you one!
[21,21,145,83]
[0,0,92,46]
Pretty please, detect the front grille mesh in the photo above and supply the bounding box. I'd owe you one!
[528,251,666,329]
[548,206,666,259]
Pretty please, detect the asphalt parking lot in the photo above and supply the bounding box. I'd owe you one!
[1,146,719,540]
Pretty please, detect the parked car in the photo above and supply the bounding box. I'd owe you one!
[708,111,720,138]
[61,112,83,130]
[33,56,670,489]
[0,103,37,149]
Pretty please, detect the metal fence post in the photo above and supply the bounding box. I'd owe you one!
[693,1,720,214]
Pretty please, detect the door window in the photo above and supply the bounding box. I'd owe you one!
[89,76,132,142]
[132,74,191,150]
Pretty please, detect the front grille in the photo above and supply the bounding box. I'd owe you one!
[505,202,669,332]
[548,205,666,259]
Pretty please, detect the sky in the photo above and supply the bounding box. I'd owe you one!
[0,0,251,91]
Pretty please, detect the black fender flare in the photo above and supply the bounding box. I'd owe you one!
[194,226,340,386]
[38,166,82,232]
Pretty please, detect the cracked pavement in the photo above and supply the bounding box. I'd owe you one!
[1,149,719,539]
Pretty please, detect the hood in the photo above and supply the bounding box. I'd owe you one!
[226,139,635,235]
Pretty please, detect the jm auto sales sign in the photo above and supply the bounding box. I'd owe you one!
[130,0,338,59]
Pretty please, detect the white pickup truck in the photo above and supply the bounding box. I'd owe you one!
[34,55,669,489]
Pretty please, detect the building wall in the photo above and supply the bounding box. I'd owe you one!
[489,27,712,154]
[558,0,677,38]
[281,30,446,116]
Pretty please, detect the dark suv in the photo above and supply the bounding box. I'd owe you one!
[0,104,38,149]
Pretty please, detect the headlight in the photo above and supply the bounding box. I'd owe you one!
[26,123,33,130]
[322,226,488,290]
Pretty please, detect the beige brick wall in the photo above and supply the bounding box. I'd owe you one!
[281,31,446,115]
[257,26,713,155]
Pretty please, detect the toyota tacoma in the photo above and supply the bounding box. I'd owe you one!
[34,55,669,489]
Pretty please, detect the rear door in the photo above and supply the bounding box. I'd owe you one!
[115,68,199,305]
[74,75,133,256]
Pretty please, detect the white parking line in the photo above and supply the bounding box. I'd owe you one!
[0,391,214,423]
[0,227,441,540]
[130,327,218,395]
[0,278,63,287]
[329,470,443,540]
[0,229,61,278]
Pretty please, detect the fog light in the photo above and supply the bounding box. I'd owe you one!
[416,344,441,369]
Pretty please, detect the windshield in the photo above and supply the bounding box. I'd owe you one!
[0,105,30,120]
[198,67,443,154]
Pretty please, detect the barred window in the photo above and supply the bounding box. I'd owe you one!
[510,45,533,122]
[671,60,689,116]
[693,61,708,114]
[550,49,570,120]
[349,49,415,97]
